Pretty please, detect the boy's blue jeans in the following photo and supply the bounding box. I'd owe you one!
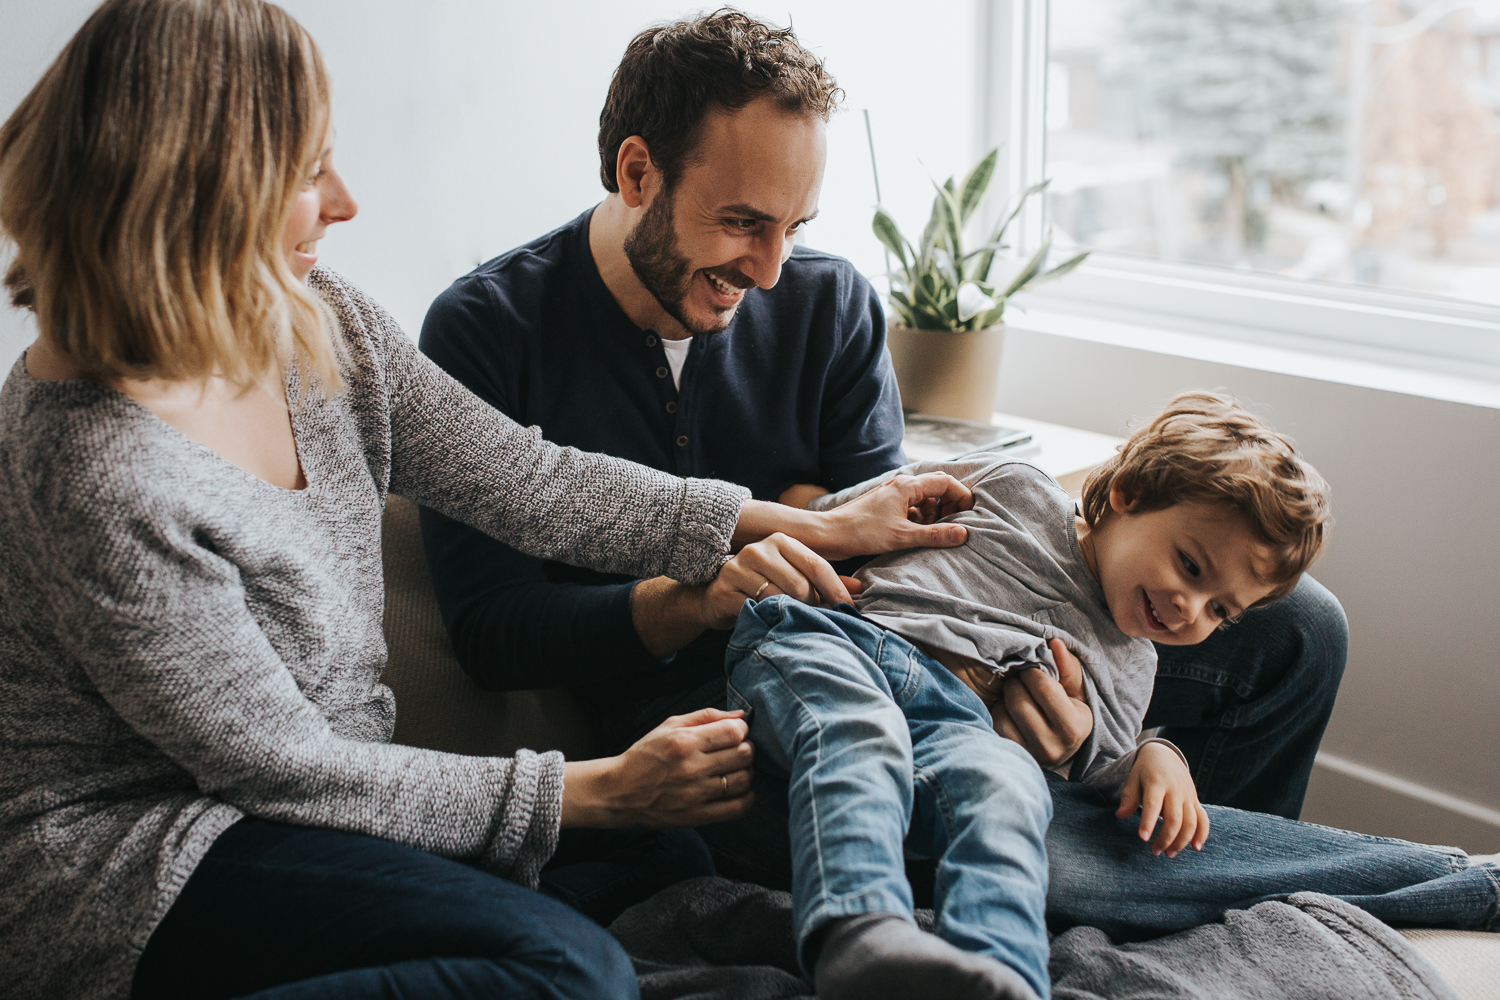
[726,596,1054,998]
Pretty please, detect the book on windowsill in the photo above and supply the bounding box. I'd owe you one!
[900,410,1037,464]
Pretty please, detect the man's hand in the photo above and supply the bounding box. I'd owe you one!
[561,708,755,828]
[816,472,974,560]
[699,534,859,630]
[1116,742,1210,857]
[992,638,1094,768]
[632,535,859,657]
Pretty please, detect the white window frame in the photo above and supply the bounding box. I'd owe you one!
[978,0,1500,385]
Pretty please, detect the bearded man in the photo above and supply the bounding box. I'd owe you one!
[418,12,905,768]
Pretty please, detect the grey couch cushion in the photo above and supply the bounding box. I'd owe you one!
[380,494,596,760]
[1399,930,1500,1000]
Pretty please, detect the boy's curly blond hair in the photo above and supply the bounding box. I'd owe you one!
[1080,391,1330,606]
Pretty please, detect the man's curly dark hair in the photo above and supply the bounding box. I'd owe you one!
[597,8,843,192]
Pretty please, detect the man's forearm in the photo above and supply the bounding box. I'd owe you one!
[630,576,711,659]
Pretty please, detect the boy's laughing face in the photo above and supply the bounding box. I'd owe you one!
[1085,486,1279,646]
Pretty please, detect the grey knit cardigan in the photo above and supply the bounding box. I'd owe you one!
[0,268,749,1000]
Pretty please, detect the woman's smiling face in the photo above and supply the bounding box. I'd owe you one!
[1087,487,1278,646]
[282,123,358,282]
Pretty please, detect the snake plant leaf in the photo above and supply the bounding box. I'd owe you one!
[908,272,950,330]
[961,241,1008,280]
[957,148,998,224]
[930,246,962,290]
[873,151,1084,332]
[931,180,964,262]
[992,179,1052,242]
[1029,251,1091,288]
[911,297,948,328]
[872,208,910,269]
[961,241,1008,260]
[997,236,1052,300]
[974,302,1008,328]
[956,281,997,323]
[914,270,941,308]
[888,293,917,326]
[920,199,945,257]
[971,179,1052,284]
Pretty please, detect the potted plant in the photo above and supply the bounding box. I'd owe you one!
[873,149,1088,422]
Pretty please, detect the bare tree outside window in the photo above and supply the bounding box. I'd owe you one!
[1048,0,1500,304]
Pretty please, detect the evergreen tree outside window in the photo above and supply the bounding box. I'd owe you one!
[1047,0,1500,306]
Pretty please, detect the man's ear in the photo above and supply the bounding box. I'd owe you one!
[1108,480,1136,515]
[616,136,659,210]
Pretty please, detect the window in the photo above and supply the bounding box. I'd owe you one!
[980,0,1500,377]
[1052,0,1500,301]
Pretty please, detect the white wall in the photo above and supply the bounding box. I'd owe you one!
[0,0,980,355]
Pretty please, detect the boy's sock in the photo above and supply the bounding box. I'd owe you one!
[812,913,1041,1000]
[1470,852,1499,866]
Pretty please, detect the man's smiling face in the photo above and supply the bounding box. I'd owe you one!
[623,96,826,335]
[1090,489,1279,647]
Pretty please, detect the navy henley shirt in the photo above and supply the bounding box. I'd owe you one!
[418,208,906,714]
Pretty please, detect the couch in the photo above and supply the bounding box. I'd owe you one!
[377,495,1500,999]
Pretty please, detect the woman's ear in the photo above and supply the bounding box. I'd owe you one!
[1108,481,1135,514]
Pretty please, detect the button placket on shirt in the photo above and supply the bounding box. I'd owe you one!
[644,330,690,473]
[671,336,701,475]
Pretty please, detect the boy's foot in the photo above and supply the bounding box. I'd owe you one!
[1470,852,1500,867]
[813,913,1041,1000]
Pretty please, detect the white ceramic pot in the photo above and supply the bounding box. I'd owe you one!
[884,323,1005,423]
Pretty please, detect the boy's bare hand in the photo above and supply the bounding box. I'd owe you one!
[1116,742,1210,857]
[992,639,1093,767]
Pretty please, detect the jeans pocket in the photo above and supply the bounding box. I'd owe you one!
[725,679,753,717]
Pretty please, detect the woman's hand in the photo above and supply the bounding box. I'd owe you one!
[817,472,973,560]
[732,473,973,561]
[560,708,754,829]
[1116,742,1210,857]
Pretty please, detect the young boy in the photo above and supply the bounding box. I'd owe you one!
[724,392,1331,1000]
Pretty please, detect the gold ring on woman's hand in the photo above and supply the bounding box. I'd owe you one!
[753,581,770,600]
[721,774,729,798]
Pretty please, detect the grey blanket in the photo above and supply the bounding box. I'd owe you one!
[610,877,1459,1000]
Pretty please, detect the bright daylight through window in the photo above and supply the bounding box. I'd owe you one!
[1047,0,1500,307]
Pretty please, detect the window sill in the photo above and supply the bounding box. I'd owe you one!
[1005,302,1500,411]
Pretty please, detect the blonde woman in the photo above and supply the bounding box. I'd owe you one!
[0,2,973,998]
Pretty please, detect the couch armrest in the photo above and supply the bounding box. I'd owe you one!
[380,493,597,760]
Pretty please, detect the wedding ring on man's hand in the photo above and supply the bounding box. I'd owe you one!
[721,774,729,798]
[753,580,770,600]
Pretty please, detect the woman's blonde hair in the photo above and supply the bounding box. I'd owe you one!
[0,0,340,391]
[1080,391,1331,606]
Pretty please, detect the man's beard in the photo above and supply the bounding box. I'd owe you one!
[623,186,745,336]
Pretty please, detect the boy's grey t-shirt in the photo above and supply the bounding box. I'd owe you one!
[813,456,1157,795]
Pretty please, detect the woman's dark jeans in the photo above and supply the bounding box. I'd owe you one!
[539,826,716,926]
[131,819,640,1000]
